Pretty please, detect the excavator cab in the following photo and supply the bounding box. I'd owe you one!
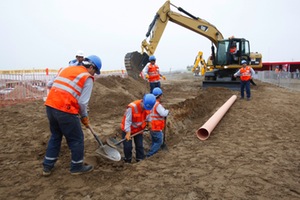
[203,38,261,90]
[214,38,250,66]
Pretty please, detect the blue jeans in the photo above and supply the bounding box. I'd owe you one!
[122,131,144,162]
[43,106,84,171]
[147,131,163,157]
[240,80,251,98]
[149,82,161,93]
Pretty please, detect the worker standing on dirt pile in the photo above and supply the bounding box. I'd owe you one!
[121,93,156,163]
[146,87,169,158]
[69,50,85,66]
[42,55,102,176]
[144,55,166,93]
[47,50,86,89]
[234,60,255,101]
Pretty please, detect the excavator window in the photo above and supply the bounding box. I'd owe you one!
[215,40,229,65]
[214,39,252,65]
[239,40,251,63]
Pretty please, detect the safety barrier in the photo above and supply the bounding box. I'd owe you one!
[0,69,127,107]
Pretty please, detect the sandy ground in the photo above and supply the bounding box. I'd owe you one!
[0,73,300,200]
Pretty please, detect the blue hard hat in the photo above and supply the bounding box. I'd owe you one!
[143,94,156,110]
[149,55,156,61]
[152,87,163,97]
[86,55,102,75]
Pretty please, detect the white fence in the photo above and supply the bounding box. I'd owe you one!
[1,69,299,106]
[0,70,127,106]
[256,71,300,91]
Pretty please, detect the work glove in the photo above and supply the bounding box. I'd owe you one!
[145,74,149,79]
[81,116,89,128]
[161,76,166,80]
[125,132,131,141]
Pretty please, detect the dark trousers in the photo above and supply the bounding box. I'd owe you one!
[149,82,161,93]
[240,80,251,98]
[122,131,144,162]
[43,106,84,171]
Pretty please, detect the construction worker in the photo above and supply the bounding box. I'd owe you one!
[42,55,102,176]
[146,87,169,158]
[121,93,156,163]
[234,60,255,101]
[229,41,238,64]
[69,50,85,66]
[144,55,166,93]
[47,50,86,89]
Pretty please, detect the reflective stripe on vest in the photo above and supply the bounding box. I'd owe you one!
[150,102,165,131]
[129,102,143,128]
[148,64,160,82]
[45,66,92,114]
[240,66,251,81]
[53,72,90,101]
[121,100,149,134]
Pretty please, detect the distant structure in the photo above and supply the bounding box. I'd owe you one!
[261,61,300,72]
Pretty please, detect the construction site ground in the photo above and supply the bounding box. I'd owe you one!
[0,72,299,199]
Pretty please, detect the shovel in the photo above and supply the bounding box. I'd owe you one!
[87,125,121,162]
[161,117,168,151]
[106,129,145,149]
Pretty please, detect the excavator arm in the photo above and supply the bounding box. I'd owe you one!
[125,0,223,78]
[192,51,207,76]
[141,1,224,54]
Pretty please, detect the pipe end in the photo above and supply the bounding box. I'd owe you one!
[196,128,209,141]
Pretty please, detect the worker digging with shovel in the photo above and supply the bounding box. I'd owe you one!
[146,87,169,158]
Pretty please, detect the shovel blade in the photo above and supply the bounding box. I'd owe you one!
[95,145,121,161]
[106,137,124,149]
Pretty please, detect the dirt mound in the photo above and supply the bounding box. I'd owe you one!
[90,75,147,113]
[0,73,299,200]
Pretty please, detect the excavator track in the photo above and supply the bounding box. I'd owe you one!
[124,51,149,79]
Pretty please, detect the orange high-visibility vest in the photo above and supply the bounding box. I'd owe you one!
[150,101,165,131]
[147,64,160,82]
[230,47,237,54]
[240,66,252,81]
[121,100,150,134]
[45,66,93,114]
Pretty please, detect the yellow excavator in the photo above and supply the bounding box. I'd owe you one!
[192,51,209,76]
[124,1,262,89]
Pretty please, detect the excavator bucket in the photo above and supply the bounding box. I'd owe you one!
[124,51,149,79]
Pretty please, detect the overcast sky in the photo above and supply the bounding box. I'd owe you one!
[1,0,300,72]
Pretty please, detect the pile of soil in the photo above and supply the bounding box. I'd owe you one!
[0,73,299,199]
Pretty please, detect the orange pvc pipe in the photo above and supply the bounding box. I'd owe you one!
[196,95,237,141]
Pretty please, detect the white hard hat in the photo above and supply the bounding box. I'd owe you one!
[241,60,247,65]
[76,50,84,57]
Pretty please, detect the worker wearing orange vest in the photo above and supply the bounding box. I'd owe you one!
[229,41,238,64]
[146,87,169,158]
[144,55,166,93]
[234,60,256,100]
[121,94,156,163]
[42,55,102,176]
